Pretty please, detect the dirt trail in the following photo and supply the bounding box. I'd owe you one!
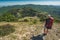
[44,23,60,40]
[32,23,60,40]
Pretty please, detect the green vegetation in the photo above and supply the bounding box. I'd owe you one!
[0,24,15,36]
[0,7,47,22]
[0,13,18,22]
[0,4,60,22]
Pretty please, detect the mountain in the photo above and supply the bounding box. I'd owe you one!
[0,4,60,22]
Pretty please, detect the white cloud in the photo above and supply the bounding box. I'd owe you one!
[0,1,60,6]
[35,1,60,5]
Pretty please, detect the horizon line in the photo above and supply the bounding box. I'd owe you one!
[0,1,60,7]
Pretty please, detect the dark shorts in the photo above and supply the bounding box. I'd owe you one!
[44,26,52,29]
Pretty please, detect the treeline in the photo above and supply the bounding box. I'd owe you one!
[0,4,60,22]
[0,7,47,22]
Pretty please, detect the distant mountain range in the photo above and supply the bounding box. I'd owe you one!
[0,4,60,22]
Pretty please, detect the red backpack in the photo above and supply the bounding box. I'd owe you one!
[45,17,54,28]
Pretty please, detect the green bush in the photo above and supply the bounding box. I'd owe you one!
[33,19,37,24]
[55,19,60,23]
[0,13,18,22]
[0,24,15,36]
[24,19,29,22]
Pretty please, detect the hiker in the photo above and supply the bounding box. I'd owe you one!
[44,14,54,35]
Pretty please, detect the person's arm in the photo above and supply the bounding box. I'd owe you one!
[45,19,47,27]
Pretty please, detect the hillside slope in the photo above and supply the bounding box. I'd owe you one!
[0,4,60,22]
[0,22,60,40]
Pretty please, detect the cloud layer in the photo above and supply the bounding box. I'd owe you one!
[0,1,60,6]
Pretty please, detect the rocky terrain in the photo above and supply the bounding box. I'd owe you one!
[0,22,60,40]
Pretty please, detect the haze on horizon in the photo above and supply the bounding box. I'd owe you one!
[0,0,60,6]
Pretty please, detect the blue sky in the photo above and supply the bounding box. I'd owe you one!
[0,0,60,1]
[0,0,60,6]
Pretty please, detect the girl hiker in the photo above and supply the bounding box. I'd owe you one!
[44,14,54,35]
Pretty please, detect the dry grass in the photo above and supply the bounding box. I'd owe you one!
[0,22,43,40]
[45,23,60,40]
[0,24,15,37]
[0,22,60,40]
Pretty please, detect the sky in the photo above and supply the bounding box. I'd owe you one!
[0,0,60,1]
[0,0,60,6]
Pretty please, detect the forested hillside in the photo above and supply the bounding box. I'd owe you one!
[0,4,60,22]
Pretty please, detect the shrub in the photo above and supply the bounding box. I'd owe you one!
[33,19,37,24]
[0,24,15,36]
[23,19,29,22]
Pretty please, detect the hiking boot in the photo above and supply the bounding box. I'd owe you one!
[43,33,47,36]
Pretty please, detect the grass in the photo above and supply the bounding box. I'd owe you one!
[0,24,15,36]
[0,21,59,40]
[0,22,42,40]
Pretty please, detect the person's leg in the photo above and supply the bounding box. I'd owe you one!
[46,28,48,34]
[44,27,46,34]
[44,27,48,35]
[44,27,47,34]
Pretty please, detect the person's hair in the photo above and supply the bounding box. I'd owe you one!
[48,14,51,17]
[46,14,51,18]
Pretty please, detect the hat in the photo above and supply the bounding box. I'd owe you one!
[48,14,51,17]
